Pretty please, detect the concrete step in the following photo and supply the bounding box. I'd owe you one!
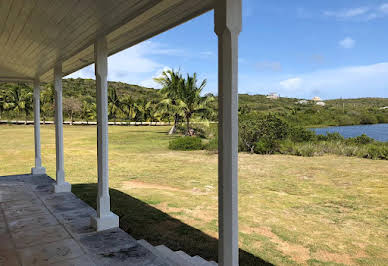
[192,255,211,265]
[155,245,193,266]
[175,250,195,265]
[137,240,176,266]
[138,239,216,266]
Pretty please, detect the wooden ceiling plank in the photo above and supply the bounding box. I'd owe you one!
[7,0,56,59]
[21,0,80,61]
[36,0,135,76]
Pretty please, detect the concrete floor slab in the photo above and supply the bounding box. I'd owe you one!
[0,174,172,266]
[18,239,84,266]
[11,224,70,249]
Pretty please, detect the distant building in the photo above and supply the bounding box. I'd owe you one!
[312,96,322,102]
[297,100,308,104]
[266,92,280,99]
[316,101,326,106]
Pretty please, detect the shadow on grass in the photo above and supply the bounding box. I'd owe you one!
[72,183,272,266]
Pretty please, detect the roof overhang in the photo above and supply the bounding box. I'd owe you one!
[0,0,214,83]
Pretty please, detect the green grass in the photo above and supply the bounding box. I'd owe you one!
[0,125,387,265]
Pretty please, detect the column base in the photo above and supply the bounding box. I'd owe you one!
[31,167,46,175]
[53,182,71,193]
[91,212,119,231]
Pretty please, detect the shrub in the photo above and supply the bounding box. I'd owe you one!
[359,114,378,125]
[294,143,317,157]
[348,134,374,145]
[376,114,388,123]
[363,144,388,160]
[326,132,345,141]
[205,136,218,151]
[254,139,280,154]
[239,113,289,153]
[316,134,329,141]
[289,126,316,142]
[168,137,203,151]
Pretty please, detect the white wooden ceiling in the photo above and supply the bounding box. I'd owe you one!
[0,0,214,83]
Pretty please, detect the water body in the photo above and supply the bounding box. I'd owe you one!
[311,123,388,142]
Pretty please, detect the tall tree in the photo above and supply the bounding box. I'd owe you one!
[120,95,136,122]
[6,83,33,124]
[180,73,213,134]
[41,84,55,124]
[0,89,5,119]
[108,87,121,124]
[81,99,96,124]
[63,97,82,125]
[154,69,185,134]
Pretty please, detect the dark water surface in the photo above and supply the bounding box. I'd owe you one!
[311,123,388,142]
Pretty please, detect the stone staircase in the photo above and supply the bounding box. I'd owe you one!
[137,239,218,266]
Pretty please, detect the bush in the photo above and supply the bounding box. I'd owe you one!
[326,132,345,141]
[289,126,316,142]
[348,134,374,145]
[168,137,203,151]
[359,114,378,125]
[363,144,388,160]
[239,113,289,153]
[254,139,280,154]
[205,136,218,151]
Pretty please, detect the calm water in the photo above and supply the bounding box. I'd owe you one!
[311,123,388,142]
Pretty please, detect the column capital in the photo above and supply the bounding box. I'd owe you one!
[33,79,40,88]
[214,0,242,36]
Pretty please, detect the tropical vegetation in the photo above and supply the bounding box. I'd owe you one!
[1,78,388,129]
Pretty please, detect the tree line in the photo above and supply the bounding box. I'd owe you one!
[0,70,216,134]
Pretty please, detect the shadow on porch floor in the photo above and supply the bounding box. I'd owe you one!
[72,183,272,266]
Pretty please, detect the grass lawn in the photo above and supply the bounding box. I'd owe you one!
[0,124,387,265]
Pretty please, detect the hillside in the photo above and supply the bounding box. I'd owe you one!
[62,78,161,101]
[1,78,388,127]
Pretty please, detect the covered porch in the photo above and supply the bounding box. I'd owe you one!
[0,0,242,265]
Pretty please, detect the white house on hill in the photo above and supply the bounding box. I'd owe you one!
[312,96,322,102]
[267,92,280,99]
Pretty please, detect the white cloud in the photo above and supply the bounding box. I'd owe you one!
[279,77,303,91]
[274,62,388,99]
[66,41,186,85]
[140,66,172,88]
[323,4,388,21]
[380,3,388,13]
[339,37,356,49]
[323,7,369,19]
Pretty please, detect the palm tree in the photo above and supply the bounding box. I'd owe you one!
[81,100,96,124]
[134,98,151,124]
[0,89,5,119]
[41,84,54,124]
[154,69,185,134]
[179,73,213,134]
[108,87,121,124]
[120,95,136,122]
[6,83,33,124]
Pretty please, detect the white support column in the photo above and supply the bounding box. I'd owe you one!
[31,79,46,175]
[90,36,119,231]
[214,0,242,265]
[53,63,71,193]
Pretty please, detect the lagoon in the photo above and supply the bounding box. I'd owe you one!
[311,123,388,142]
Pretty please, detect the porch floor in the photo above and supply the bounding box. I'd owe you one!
[0,174,169,266]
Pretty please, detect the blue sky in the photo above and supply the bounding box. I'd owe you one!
[68,0,388,100]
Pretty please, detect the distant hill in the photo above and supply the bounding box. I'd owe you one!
[62,78,161,101]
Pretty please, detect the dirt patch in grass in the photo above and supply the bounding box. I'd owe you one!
[242,226,311,264]
[122,180,210,195]
[313,250,355,265]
